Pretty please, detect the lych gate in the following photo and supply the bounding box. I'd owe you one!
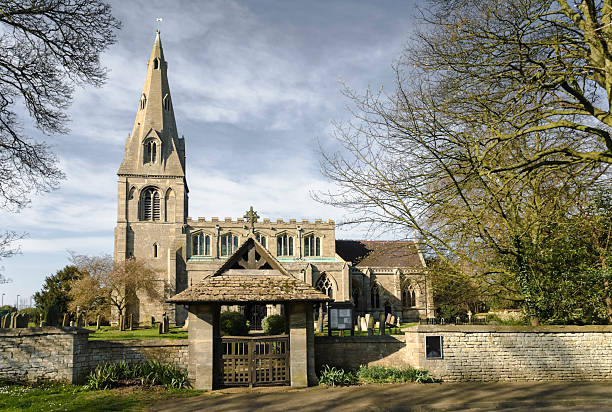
[168,234,330,389]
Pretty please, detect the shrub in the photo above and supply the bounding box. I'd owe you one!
[356,365,434,383]
[219,311,249,336]
[84,361,190,390]
[262,314,285,335]
[318,365,358,386]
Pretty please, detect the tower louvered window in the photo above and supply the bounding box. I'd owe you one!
[145,140,157,164]
[142,188,160,221]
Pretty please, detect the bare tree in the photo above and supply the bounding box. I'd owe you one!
[0,1,120,257]
[69,254,162,321]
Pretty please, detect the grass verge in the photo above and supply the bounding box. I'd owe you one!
[86,326,187,340]
[0,381,202,412]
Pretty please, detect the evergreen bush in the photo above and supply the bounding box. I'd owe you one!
[262,314,285,335]
[219,311,249,336]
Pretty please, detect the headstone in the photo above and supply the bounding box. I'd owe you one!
[396,317,401,327]
[379,313,386,335]
[150,316,155,328]
[69,320,75,327]
[360,316,368,332]
[367,314,375,336]
[62,313,68,327]
[77,313,84,328]
[390,315,396,325]
[129,314,134,331]
[386,313,392,325]
[356,316,362,332]
[96,315,101,330]
[163,315,169,333]
[157,321,163,334]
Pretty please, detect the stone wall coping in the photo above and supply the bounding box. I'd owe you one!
[407,325,612,333]
[0,327,91,337]
[88,339,188,347]
[315,335,404,343]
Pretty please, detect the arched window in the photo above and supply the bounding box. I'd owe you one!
[255,233,267,248]
[304,234,321,257]
[315,273,333,299]
[221,233,239,256]
[141,187,160,221]
[163,94,171,111]
[140,94,146,110]
[144,139,157,164]
[370,282,380,308]
[192,233,211,256]
[153,243,158,258]
[352,282,360,307]
[153,58,159,70]
[277,234,293,256]
[402,285,416,307]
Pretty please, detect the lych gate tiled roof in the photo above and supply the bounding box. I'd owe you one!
[167,236,331,304]
[167,269,331,304]
[335,240,424,268]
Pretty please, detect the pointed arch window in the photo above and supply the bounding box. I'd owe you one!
[221,233,239,256]
[141,187,161,221]
[153,58,159,70]
[255,233,267,248]
[153,243,158,258]
[370,282,380,308]
[140,94,146,110]
[144,139,157,164]
[304,234,321,257]
[277,234,293,256]
[402,285,416,307]
[192,233,211,256]
[315,273,333,299]
[163,94,171,111]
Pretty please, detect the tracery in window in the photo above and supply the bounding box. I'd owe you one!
[277,234,293,256]
[192,233,211,256]
[315,273,333,299]
[221,233,239,256]
[304,234,321,257]
[141,187,160,221]
[255,233,267,248]
[402,285,416,307]
[370,282,380,308]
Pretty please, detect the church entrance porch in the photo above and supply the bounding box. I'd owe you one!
[221,334,290,387]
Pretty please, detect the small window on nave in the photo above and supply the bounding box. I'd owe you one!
[277,234,293,256]
[255,233,267,248]
[304,234,321,257]
[370,282,380,308]
[192,233,211,256]
[221,233,239,256]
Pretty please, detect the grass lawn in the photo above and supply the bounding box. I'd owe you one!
[0,381,202,412]
[86,325,187,340]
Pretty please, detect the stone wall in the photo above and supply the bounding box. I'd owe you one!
[314,335,407,372]
[86,339,188,371]
[0,328,90,383]
[406,325,612,382]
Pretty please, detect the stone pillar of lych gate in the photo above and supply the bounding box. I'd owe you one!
[288,302,316,387]
[187,303,220,390]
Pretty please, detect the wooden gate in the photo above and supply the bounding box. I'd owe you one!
[221,335,290,387]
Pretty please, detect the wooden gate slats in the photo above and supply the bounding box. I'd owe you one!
[221,335,290,387]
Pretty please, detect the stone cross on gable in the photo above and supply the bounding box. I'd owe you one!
[244,206,259,232]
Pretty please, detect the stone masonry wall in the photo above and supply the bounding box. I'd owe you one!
[406,325,612,382]
[0,328,90,383]
[86,339,188,372]
[314,335,407,372]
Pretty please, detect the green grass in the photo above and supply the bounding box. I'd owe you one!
[86,326,187,340]
[0,381,202,412]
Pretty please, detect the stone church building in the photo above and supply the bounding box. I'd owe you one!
[114,32,432,326]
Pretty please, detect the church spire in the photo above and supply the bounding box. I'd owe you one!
[118,31,185,177]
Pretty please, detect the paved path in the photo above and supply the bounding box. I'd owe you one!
[151,382,612,411]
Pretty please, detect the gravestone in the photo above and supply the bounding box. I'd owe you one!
[163,314,169,333]
[366,314,374,336]
[391,315,396,325]
[62,313,68,327]
[356,316,362,332]
[96,315,101,330]
[150,316,155,328]
[129,314,134,331]
[157,321,163,334]
[360,317,368,332]
[396,317,401,327]
[386,313,392,325]
[77,313,84,328]
[379,313,386,335]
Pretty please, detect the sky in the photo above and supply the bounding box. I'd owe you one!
[0,0,418,307]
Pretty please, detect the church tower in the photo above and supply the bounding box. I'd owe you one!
[114,31,188,325]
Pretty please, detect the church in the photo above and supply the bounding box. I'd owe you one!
[113,32,433,326]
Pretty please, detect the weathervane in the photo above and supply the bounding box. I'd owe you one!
[243,206,260,233]
[156,17,163,32]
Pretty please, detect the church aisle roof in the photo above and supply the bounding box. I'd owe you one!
[335,240,424,268]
